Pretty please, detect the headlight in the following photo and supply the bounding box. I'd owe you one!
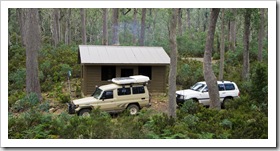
[180,95,184,99]
[177,95,184,99]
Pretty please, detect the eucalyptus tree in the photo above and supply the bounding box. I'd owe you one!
[168,8,178,118]
[219,9,225,81]
[242,9,252,80]
[80,8,86,45]
[140,8,146,46]
[203,8,220,109]
[258,8,265,62]
[102,8,108,45]
[112,8,119,45]
[22,8,42,101]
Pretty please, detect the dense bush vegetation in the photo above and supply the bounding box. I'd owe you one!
[8,95,267,139]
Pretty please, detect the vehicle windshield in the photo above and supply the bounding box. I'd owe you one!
[190,83,205,91]
[91,88,103,99]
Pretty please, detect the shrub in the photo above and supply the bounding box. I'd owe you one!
[176,59,204,89]
[11,93,40,112]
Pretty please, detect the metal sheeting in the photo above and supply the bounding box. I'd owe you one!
[79,45,170,65]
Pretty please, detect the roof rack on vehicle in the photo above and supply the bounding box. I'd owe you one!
[112,75,150,85]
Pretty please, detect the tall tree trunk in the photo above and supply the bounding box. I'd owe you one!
[102,8,108,45]
[178,8,183,36]
[258,8,265,62]
[23,8,42,101]
[112,8,119,45]
[132,8,138,44]
[219,9,225,81]
[52,8,60,47]
[17,8,26,46]
[203,8,220,110]
[140,8,146,46]
[242,9,251,80]
[229,8,237,51]
[168,8,178,118]
[80,8,86,45]
[65,8,71,45]
[151,9,158,43]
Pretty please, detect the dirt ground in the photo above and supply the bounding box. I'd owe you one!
[148,93,168,114]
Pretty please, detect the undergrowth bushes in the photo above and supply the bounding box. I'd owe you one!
[8,94,268,139]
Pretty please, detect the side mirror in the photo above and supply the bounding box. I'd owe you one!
[202,89,208,93]
[101,96,105,100]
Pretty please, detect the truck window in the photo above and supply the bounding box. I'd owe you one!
[102,90,113,99]
[132,86,145,94]
[117,88,131,96]
[225,83,235,90]
[218,84,225,91]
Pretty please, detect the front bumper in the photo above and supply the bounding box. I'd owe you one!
[176,94,185,105]
[67,102,77,114]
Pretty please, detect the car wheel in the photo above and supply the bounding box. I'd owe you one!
[78,109,91,117]
[191,98,199,104]
[127,104,139,115]
[222,98,232,109]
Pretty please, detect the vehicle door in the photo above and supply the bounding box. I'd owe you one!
[114,87,132,111]
[218,84,226,102]
[97,90,116,111]
[224,83,238,97]
[199,86,210,105]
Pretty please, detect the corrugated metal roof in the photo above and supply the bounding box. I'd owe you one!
[79,45,170,65]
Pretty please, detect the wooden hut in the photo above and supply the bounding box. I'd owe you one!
[78,45,170,95]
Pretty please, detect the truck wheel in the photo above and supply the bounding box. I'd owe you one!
[127,104,139,115]
[222,98,232,109]
[78,109,91,117]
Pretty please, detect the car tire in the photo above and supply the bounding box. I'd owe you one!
[78,109,91,117]
[127,104,139,115]
[222,98,232,109]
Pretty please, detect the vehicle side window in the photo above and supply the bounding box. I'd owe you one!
[218,84,225,91]
[225,83,235,90]
[132,86,145,94]
[102,90,113,99]
[117,88,131,96]
[203,87,208,92]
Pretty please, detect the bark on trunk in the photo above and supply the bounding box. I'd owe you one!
[203,8,220,109]
[140,8,146,46]
[229,8,237,51]
[102,8,108,45]
[132,8,138,44]
[168,8,178,118]
[65,8,71,45]
[52,8,60,47]
[24,8,42,101]
[80,8,86,45]
[219,9,225,81]
[17,8,26,46]
[258,8,265,62]
[242,9,251,80]
[112,8,119,45]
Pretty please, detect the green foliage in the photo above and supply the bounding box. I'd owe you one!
[250,62,268,103]
[176,59,204,89]
[11,93,40,112]
[177,30,207,57]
